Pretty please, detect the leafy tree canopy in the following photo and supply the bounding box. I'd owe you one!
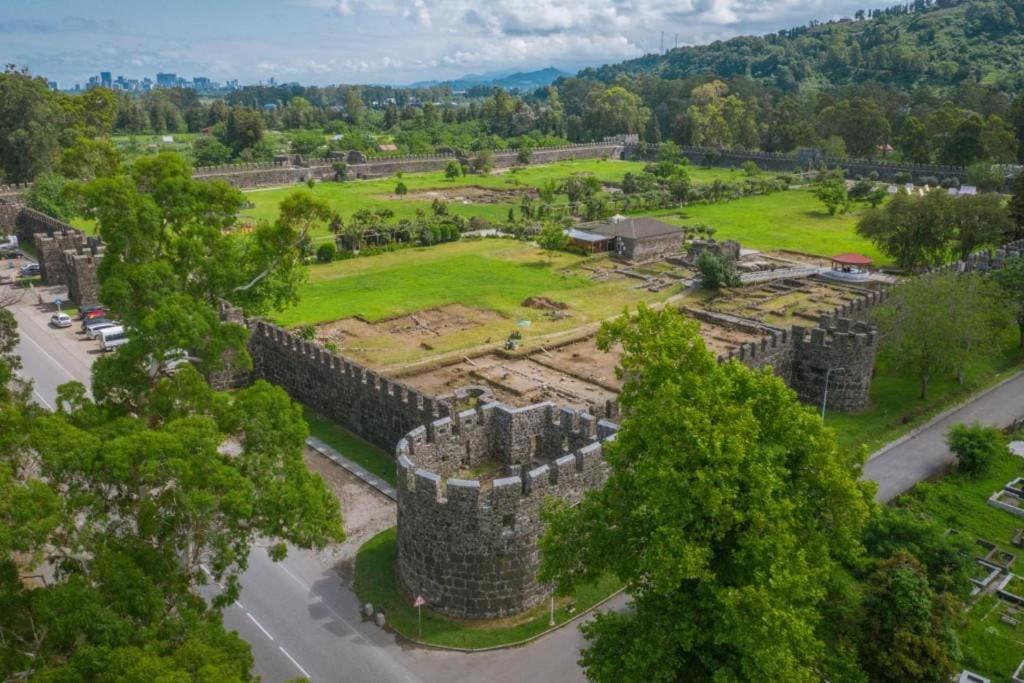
[540,306,872,682]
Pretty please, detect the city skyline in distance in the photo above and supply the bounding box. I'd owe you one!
[4,0,900,87]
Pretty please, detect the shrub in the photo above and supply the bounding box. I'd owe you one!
[895,171,912,184]
[395,181,408,196]
[444,160,462,180]
[316,242,337,263]
[697,251,740,289]
[332,161,349,181]
[947,423,1006,477]
[740,160,761,177]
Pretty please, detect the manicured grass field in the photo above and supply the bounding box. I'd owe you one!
[240,159,764,240]
[827,327,1024,454]
[276,238,669,329]
[354,527,622,649]
[652,190,886,262]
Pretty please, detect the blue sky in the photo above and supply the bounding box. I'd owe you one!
[3,0,897,87]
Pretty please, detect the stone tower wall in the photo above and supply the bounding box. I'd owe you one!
[395,402,616,619]
[64,243,105,308]
[790,318,878,412]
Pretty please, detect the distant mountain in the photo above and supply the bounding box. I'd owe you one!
[575,0,1024,94]
[410,67,571,92]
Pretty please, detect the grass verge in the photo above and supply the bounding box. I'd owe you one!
[303,408,397,486]
[827,328,1024,454]
[354,528,622,650]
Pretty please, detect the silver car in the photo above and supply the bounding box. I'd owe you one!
[85,319,119,339]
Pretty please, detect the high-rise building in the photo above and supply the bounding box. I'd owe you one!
[100,71,112,88]
[156,72,177,88]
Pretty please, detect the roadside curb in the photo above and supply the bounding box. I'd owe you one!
[390,586,627,653]
[306,437,397,501]
[867,369,1024,462]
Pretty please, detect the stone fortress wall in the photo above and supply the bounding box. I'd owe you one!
[395,401,616,619]
[190,142,626,188]
[245,317,455,452]
[8,208,104,307]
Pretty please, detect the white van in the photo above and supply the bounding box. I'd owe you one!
[97,326,129,352]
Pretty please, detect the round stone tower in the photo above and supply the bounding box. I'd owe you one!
[395,401,618,620]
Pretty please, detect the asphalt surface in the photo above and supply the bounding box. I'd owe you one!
[12,283,1024,682]
[863,370,1024,502]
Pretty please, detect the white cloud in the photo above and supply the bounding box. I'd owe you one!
[8,0,897,86]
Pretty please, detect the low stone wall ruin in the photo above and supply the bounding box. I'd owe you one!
[396,402,616,619]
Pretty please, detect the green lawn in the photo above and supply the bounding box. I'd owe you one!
[651,190,885,262]
[240,159,768,240]
[276,238,670,333]
[827,327,1024,454]
[354,527,622,650]
[304,408,396,485]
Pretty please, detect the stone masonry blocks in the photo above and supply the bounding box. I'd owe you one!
[395,402,617,620]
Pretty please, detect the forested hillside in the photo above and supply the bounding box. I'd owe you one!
[580,0,1024,94]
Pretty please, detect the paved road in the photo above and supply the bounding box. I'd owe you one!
[7,285,93,407]
[14,285,1024,682]
[864,370,1024,502]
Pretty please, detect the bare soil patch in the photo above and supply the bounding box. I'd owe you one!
[400,353,618,415]
[302,447,395,576]
[382,185,536,204]
[315,304,506,356]
[522,296,568,311]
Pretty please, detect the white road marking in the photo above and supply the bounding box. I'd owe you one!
[31,389,53,410]
[17,321,77,380]
[246,612,274,641]
[234,600,244,609]
[279,646,311,679]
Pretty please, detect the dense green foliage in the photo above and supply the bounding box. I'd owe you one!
[696,250,740,289]
[873,271,1011,398]
[947,422,1007,476]
[78,153,321,403]
[581,1,1024,95]
[857,189,1011,270]
[540,306,873,681]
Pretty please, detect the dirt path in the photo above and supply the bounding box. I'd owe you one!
[303,448,396,576]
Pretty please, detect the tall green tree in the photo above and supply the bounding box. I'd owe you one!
[858,552,959,683]
[857,190,953,271]
[79,152,326,404]
[540,306,872,682]
[873,271,1009,398]
[993,257,1024,347]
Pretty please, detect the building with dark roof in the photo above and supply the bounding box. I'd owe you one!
[578,216,683,262]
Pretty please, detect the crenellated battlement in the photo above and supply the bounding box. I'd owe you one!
[245,317,450,451]
[394,400,616,620]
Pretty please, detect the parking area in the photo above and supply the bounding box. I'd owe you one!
[5,280,101,406]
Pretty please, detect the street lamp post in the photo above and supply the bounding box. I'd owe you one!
[821,367,845,420]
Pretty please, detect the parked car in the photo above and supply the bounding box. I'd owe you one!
[81,308,108,322]
[78,306,106,320]
[81,315,112,332]
[49,313,73,328]
[18,263,40,277]
[147,348,191,377]
[98,326,129,352]
[85,320,120,339]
